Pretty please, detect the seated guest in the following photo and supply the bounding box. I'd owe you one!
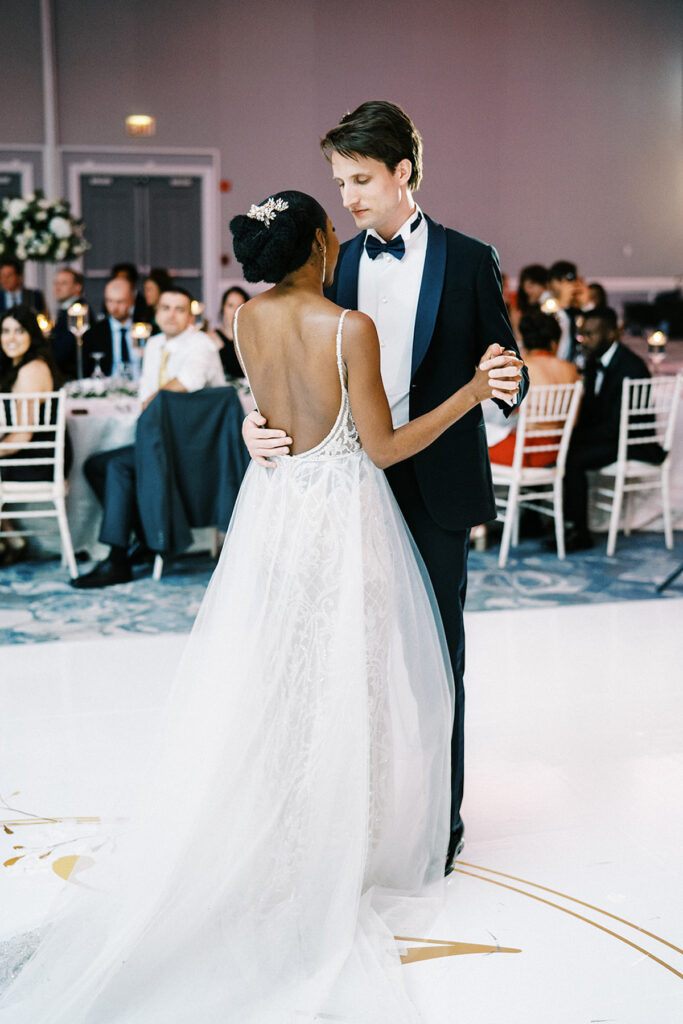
[208,286,249,378]
[549,260,583,361]
[0,306,65,564]
[110,261,148,322]
[83,277,142,378]
[563,306,664,552]
[0,258,47,316]
[489,310,579,467]
[585,281,608,311]
[50,266,85,380]
[71,287,226,588]
[517,264,551,313]
[142,267,174,334]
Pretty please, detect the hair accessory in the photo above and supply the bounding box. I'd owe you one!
[246,197,289,227]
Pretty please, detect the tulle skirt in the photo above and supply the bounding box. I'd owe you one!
[0,449,454,1023]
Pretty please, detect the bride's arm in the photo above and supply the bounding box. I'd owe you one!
[344,311,522,470]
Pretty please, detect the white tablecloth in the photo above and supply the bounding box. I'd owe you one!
[65,396,141,559]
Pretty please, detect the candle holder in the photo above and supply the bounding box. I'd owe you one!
[132,321,152,359]
[37,313,54,337]
[67,302,91,379]
[190,300,208,331]
[647,329,668,370]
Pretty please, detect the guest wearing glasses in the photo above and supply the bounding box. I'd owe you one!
[208,286,250,378]
[71,287,225,588]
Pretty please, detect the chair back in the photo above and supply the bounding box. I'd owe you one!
[0,389,67,484]
[616,374,682,462]
[511,381,583,472]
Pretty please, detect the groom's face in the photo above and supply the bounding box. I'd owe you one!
[331,153,407,239]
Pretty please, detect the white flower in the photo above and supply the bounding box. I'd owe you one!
[57,240,69,259]
[37,241,50,256]
[38,198,51,209]
[19,228,35,243]
[16,245,27,260]
[1,218,12,233]
[7,198,27,219]
[49,215,72,239]
[35,210,47,221]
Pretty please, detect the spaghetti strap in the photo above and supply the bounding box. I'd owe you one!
[232,305,259,415]
[335,309,349,386]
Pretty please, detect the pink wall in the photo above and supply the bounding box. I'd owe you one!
[2,0,682,278]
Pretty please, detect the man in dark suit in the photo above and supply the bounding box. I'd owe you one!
[563,306,664,551]
[0,258,47,315]
[82,276,143,378]
[50,266,85,380]
[242,100,528,874]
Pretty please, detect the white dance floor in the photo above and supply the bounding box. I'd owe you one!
[1,599,682,1021]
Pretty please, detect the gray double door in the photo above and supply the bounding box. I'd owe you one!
[80,173,203,314]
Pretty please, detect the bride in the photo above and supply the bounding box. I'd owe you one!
[0,191,519,1024]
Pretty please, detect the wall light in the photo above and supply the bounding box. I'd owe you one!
[125,114,156,137]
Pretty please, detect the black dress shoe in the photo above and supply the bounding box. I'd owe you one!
[127,539,154,566]
[564,529,594,553]
[445,823,465,876]
[544,529,595,554]
[70,555,133,589]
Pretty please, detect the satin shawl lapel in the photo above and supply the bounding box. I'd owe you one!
[411,216,447,377]
[335,233,364,310]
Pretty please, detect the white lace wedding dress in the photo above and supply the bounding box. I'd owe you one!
[0,310,454,1023]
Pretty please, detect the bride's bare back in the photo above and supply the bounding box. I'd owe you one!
[234,290,347,456]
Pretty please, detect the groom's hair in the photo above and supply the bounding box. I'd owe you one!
[320,101,423,191]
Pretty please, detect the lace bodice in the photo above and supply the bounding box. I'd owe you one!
[234,307,362,462]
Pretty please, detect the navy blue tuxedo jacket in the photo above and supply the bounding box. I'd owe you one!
[327,215,529,530]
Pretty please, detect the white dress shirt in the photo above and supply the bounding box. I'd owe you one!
[138,328,226,404]
[357,205,427,427]
[594,340,619,395]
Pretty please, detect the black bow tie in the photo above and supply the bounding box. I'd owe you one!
[365,234,406,261]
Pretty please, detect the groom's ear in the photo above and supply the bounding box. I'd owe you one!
[395,158,413,186]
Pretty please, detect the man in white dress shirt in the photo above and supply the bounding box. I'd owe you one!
[72,288,225,588]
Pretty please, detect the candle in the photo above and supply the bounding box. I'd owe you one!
[37,314,53,336]
[133,322,152,342]
[541,297,559,314]
[190,300,205,317]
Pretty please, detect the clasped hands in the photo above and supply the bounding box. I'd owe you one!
[475,344,524,407]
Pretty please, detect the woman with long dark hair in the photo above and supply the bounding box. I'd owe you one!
[0,306,66,563]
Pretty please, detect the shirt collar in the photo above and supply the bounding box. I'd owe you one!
[161,326,195,350]
[600,341,619,369]
[109,315,133,331]
[366,203,425,248]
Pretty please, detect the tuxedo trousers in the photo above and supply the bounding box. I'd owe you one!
[564,436,618,533]
[385,458,468,833]
[84,444,144,549]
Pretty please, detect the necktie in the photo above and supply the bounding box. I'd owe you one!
[158,346,171,388]
[583,358,598,399]
[365,234,406,261]
[119,325,129,362]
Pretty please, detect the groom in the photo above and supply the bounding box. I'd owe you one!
[243,101,528,873]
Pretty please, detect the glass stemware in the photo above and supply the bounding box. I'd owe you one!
[67,302,91,379]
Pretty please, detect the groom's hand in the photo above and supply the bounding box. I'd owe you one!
[242,411,293,467]
[478,344,524,407]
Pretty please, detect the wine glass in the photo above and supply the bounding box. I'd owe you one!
[90,352,106,379]
[67,302,91,379]
[647,329,667,371]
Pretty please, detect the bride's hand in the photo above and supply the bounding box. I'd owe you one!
[242,411,293,467]
[471,344,524,407]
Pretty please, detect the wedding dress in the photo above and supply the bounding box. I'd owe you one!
[0,309,454,1023]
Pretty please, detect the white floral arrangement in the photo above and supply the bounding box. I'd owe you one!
[0,191,89,263]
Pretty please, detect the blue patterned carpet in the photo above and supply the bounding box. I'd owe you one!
[1,532,681,645]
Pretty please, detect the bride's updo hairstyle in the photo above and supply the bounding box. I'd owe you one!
[230,190,327,284]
